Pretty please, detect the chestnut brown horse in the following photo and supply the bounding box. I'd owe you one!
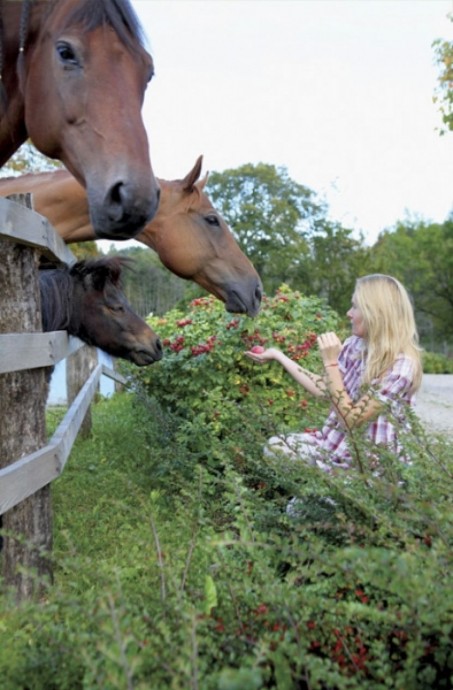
[0,0,159,240]
[0,157,263,316]
[40,257,163,365]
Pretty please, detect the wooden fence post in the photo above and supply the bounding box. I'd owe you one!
[0,195,52,600]
[66,346,98,438]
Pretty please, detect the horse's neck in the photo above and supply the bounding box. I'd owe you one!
[0,3,42,164]
[34,174,93,241]
[0,171,94,241]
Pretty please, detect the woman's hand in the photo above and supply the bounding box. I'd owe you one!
[244,347,280,363]
[317,332,342,367]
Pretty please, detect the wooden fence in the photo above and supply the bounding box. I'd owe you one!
[0,194,125,597]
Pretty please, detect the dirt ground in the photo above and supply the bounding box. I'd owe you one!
[415,374,453,438]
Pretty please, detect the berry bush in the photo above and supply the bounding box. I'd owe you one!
[131,285,341,438]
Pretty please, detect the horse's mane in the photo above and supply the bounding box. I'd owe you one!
[39,256,132,332]
[39,266,74,332]
[59,0,147,52]
[69,256,132,289]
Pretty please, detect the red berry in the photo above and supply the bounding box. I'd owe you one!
[250,345,265,354]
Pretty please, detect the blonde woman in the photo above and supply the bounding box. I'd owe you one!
[245,274,423,472]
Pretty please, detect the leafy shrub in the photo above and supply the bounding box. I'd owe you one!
[0,393,452,690]
[422,350,453,374]
[127,285,341,439]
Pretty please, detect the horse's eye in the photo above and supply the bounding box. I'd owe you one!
[205,214,220,227]
[109,304,125,313]
[56,41,79,67]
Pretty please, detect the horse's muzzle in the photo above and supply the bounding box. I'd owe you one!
[224,279,263,317]
[129,338,164,366]
[91,180,161,240]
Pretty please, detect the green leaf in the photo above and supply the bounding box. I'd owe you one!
[204,574,218,615]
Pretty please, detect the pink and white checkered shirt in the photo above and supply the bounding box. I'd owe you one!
[311,335,416,466]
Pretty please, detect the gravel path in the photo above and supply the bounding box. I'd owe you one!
[415,374,453,438]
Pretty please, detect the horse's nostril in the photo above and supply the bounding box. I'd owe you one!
[106,181,124,222]
[156,338,162,352]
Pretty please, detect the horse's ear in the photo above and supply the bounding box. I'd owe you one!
[182,155,203,192]
[74,258,122,292]
[87,263,110,292]
[196,172,209,191]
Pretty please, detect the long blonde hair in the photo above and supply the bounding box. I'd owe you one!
[355,274,423,392]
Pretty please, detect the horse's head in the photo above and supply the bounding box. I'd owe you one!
[70,257,162,365]
[1,0,159,239]
[139,157,263,317]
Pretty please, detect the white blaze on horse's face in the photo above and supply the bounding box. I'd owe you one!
[0,0,160,239]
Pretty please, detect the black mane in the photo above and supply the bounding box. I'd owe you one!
[40,267,74,333]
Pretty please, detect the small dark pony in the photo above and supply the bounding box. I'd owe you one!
[0,0,159,239]
[40,257,163,365]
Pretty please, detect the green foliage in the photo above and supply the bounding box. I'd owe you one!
[0,141,61,177]
[106,245,190,317]
[1,390,452,690]
[206,162,373,319]
[207,163,326,294]
[127,286,342,440]
[69,241,100,260]
[433,14,453,135]
[423,350,453,374]
[306,221,373,316]
[369,218,453,345]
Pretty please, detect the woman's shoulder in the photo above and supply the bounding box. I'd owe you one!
[392,352,417,377]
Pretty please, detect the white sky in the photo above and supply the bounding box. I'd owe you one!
[112,0,453,249]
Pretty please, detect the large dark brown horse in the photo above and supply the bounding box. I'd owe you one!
[0,0,159,239]
[0,157,263,316]
[40,257,163,365]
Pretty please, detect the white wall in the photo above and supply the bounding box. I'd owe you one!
[47,349,115,406]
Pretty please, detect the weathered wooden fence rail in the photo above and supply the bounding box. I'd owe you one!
[0,360,123,515]
[0,194,125,598]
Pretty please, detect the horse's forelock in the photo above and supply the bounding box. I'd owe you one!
[62,0,146,52]
[71,256,132,291]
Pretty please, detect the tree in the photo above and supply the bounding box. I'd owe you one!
[207,163,326,294]
[107,245,189,317]
[69,241,99,260]
[206,163,369,311]
[369,217,453,348]
[0,141,61,178]
[433,14,453,135]
[305,221,372,316]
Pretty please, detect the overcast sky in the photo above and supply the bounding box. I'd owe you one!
[120,0,453,249]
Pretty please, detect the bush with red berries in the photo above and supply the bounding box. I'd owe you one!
[131,285,341,438]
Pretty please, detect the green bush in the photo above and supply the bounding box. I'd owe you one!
[0,393,452,690]
[129,285,341,439]
[422,350,453,374]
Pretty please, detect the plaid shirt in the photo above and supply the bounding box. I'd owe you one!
[312,335,416,465]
